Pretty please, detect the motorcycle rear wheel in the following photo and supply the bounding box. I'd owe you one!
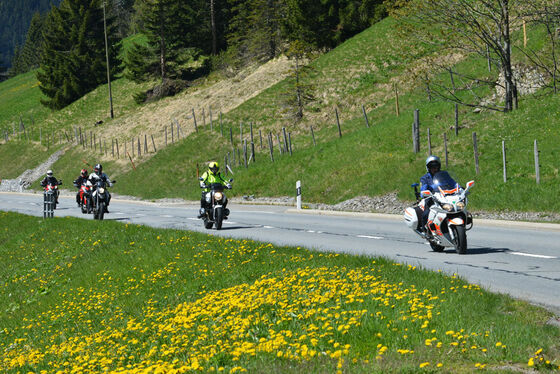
[451,225,467,255]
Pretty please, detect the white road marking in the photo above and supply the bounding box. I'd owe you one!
[307,230,316,233]
[357,235,384,240]
[160,215,174,218]
[224,221,235,224]
[187,218,198,221]
[510,251,557,259]
[240,210,275,214]
[263,226,274,229]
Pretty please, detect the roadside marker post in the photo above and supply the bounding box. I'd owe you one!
[296,180,302,210]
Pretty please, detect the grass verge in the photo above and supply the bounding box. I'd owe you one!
[1,211,558,373]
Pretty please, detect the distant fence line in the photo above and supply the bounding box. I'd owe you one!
[0,104,552,184]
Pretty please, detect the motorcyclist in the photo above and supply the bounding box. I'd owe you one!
[40,169,60,204]
[419,155,457,233]
[73,168,89,206]
[88,163,113,213]
[198,161,231,218]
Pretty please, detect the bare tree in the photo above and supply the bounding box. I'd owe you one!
[394,0,521,112]
[519,0,560,93]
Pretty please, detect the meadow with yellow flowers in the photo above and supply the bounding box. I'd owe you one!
[1,211,558,373]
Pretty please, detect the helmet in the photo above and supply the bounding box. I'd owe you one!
[80,168,88,177]
[209,161,219,174]
[94,164,102,174]
[425,155,441,172]
[46,169,53,177]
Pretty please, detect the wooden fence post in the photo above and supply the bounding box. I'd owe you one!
[171,123,174,143]
[202,108,206,127]
[209,107,213,131]
[443,133,448,168]
[144,134,148,153]
[502,140,507,183]
[137,137,141,156]
[116,139,120,158]
[192,108,198,132]
[220,112,223,136]
[151,135,157,152]
[486,44,491,72]
[335,108,342,138]
[473,132,479,174]
[282,127,289,152]
[165,126,167,146]
[427,128,432,155]
[230,126,234,146]
[243,140,248,168]
[394,83,400,116]
[259,129,263,149]
[362,105,370,128]
[288,133,293,155]
[310,125,316,146]
[534,139,540,184]
[240,122,243,144]
[276,134,283,154]
[413,109,420,153]
[268,133,274,162]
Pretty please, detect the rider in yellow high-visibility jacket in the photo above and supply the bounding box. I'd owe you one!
[198,161,231,218]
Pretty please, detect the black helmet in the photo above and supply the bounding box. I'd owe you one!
[94,163,102,174]
[425,155,441,172]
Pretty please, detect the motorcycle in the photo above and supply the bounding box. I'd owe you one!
[74,181,92,214]
[199,180,232,230]
[404,171,474,254]
[91,179,115,220]
[43,181,61,210]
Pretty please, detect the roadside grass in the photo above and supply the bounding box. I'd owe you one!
[0,211,558,373]
[0,142,64,180]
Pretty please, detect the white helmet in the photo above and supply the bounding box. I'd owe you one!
[46,169,53,177]
[425,155,441,172]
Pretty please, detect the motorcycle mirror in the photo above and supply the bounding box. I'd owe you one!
[421,190,432,197]
[229,178,233,183]
[466,180,475,189]
[411,183,419,188]
[199,177,204,181]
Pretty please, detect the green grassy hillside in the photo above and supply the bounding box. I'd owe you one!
[1,17,559,215]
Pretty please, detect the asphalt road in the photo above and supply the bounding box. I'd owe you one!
[1,191,559,315]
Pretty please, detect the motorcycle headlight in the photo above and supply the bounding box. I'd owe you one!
[442,203,453,212]
[214,192,223,201]
[456,202,465,210]
[98,188,105,194]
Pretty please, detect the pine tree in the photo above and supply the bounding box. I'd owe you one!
[226,0,285,64]
[37,0,122,110]
[9,13,45,76]
[125,0,213,84]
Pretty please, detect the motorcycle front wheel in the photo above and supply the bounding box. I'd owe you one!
[98,202,105,221]
[451,225,467,255]
[215,207,224,230]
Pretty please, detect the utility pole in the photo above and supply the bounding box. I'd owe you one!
[103,2,114,119]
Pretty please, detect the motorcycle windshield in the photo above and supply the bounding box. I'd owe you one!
[208,183,225,191]
[431,171,458,191]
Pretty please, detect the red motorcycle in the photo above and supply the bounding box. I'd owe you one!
[43,181,61,210]
[75,181,92,214]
